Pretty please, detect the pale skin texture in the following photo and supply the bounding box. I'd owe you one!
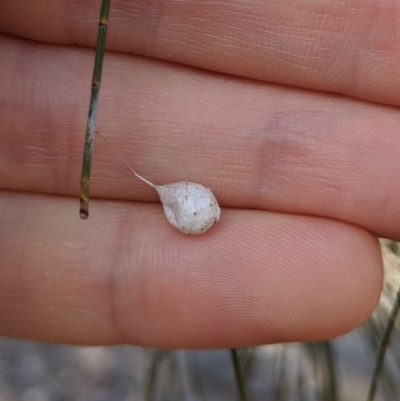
[3,0,400,348]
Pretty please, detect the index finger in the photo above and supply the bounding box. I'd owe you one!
[1,0,400,105]
[2,35,400,241]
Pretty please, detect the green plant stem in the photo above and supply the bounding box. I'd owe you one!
[80,0,111,218]
[367,284,400,401]
[318,341,338,401]
[230,348,249,401]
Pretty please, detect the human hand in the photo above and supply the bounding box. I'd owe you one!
[0,0,395,348]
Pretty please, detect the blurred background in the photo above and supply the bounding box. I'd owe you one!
[0,240,399,401]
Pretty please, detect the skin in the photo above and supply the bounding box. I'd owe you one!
[2,0,400,349]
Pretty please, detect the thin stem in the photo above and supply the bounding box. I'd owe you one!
[96,131,155,188]
[80,0,111,219]
[367,284,400,401]
[230,348,249,401]
[321,341,338,401]
[145,350,169,401]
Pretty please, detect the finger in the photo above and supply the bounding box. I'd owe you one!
[2,35,400,240]
[0,190,382,347]
[1,0,400,106]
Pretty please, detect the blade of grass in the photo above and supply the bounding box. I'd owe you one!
[367,284,400,401]
[231,348,249,401]
[305,342,338,401]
